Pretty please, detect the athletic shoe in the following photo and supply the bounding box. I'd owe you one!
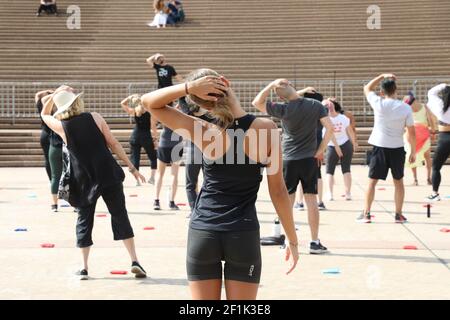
[148,176,155,185]
[73,207,80,213]
[326,193,334,201]
[310,241,329,254]
[318,202,326,211]
[395,213,408,224]
[357,212,371,223]
[153,199,161,211]
[51,204,58,213]
[136,181,141,187]
[131,261,147,278]
[294,202,305,211]
[75,269,89,280]
[169,201,180,211]
[260,234,286,246]
[426,193,441,202]
[345,194,352,201]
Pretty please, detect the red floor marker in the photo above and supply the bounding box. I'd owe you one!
[96,214,107,218]
[176,203,187,206]
[110,270,127,275]
[440,228,450,233]
[40,243,55,248]
[403,245,418,250]
[378,188,386,191]
[129,194,138,198]
[143,226,155,230]
[422,204,433,208]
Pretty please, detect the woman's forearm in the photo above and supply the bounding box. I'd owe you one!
[41,94,54,116]
[270,192,298,244]
[111,141,134,170]
[141,83,186,111]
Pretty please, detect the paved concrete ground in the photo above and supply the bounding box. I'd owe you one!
[0,166,449,300]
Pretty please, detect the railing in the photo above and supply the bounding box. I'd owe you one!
[1,78,449,124]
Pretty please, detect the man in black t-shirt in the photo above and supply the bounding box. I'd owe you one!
[146,53,184,88]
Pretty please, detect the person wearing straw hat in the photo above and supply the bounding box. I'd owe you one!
[40,85,147,280]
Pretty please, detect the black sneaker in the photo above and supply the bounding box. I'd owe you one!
[426,193,441,202]
[260,234,286,246]
[131,261,147,278]
[318,202,326,211]
[169,201,180,211]
[51,204,58,213]
[395,213,408,224]
[153,199,161,211]
[310,241,329,254]
[73,207,80,213]
[75,269,89,280]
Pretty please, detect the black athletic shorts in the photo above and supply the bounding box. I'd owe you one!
[157,145,184,164]
[283,157,319,195]
[187,228,262,284]
[368,146,406,180]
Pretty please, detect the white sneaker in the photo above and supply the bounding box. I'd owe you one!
[148,176,155,185]
[426,193,441,202]
[327,193,334,201]
[345,194,352,201]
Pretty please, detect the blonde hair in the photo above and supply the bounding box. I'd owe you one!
[186,68,234,129]
[128,94,142,108]
[54,97,85,120]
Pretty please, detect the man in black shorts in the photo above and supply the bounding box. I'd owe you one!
[253,79,335,254]
[361,74,416,223]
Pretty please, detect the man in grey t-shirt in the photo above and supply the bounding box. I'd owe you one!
[253,79,335,254]
[359,74,416,224]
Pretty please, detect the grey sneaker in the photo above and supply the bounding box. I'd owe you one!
[357,212,371,223]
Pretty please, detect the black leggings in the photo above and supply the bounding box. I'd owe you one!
[49,145,63,195]
[326,140,353,175]
[40,130,51,180]
[38,4,57,14]
[130,134,157,170]
[432,132,450,192]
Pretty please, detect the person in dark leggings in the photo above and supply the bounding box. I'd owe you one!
[36,90,53,180]
[426,83,450,201]
[179,102,215,217]
[142,69,299,300]
[36,90,63,212]
[121,94,158,186]
[40,85,147,280]
[322,99,357,201]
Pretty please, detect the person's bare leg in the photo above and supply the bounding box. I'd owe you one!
[343,173,352,196]
[156,161,166,200]
[189,280,222,300]
[51,194,58,206]
[412,167,418,185]
[289,193,296,207]
[304,194,319,241]
[317,178,324,203]
[364,179,378,214]
[425,150,432,184]
[327,174,334,199]
[122,237,138,262]
[297,186,304,204]
[393,178,405,214]
[225,280,259,300]
[170,163,180,201]
[80,246,91,270]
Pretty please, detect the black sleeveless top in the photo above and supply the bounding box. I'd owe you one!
[190,114,264,232]
[36,99,63,148]
[61,113,125,207]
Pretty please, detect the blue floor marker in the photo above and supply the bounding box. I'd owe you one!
[26,193,37,198]
[322,268,341,275]
[14,228,28,232]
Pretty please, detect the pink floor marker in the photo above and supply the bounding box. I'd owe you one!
[422,204,433,208]
[403,245,418,250]
[143,226,155,230]
[40,243,55,248]
[440,228,450,233]
[378,188,386,191]
[129,194,138,198]
[176,203,187,206]
[96,214,107,218]
[110,270,127,275]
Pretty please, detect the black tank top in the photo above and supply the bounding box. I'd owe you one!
[190,114,264,232]
[131,111,151,140]
[36,100,51,134]
[61,113,125,207]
